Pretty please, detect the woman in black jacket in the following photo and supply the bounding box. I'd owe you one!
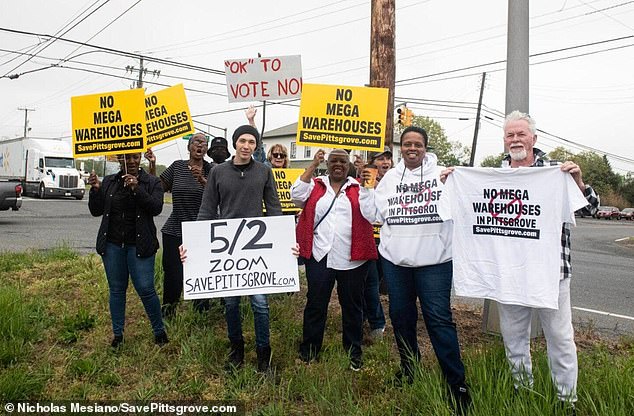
[88,152,167,348]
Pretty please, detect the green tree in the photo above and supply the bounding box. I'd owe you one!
[572,152,620,197]
[397,115,471,166]
[619,173,634,206]
[480,153,506,167]
[547,146,575,162]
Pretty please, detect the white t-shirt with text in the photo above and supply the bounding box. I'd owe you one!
[438,166,588,309]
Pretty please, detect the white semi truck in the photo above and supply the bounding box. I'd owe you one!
[0,138,85,200]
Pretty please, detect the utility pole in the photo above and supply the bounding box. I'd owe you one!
[484,0,540,338]
[469,73,486,167]
[18,107,35,139]
[505,0,529,117]
[369,0,395,151]
[137,57,144,88]
[126,57,159,90]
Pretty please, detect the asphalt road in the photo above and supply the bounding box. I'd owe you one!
[0,196,172,254]
[1,197,633,336]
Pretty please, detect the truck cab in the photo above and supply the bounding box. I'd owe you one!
[26,148,85,199]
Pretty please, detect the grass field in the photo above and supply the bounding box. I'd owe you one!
[0,247,632,415]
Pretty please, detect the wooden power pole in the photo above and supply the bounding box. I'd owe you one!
[369,0,396,150]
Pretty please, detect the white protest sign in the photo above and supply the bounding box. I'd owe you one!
[182,215,299,299]
[224,55,302,102]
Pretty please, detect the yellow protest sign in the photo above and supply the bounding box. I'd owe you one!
[272,168,303,213]
[71,89,145,158]
[296,84,388,152]
[145,84,194,147]
[373,223,381,240]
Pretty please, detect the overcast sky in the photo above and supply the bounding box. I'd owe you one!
[1,0,633,173]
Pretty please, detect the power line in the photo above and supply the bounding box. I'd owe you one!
[1,0,111,77]
[41,64,228,97]
[0,27,226,76]
[59,0,144,64]
[140,0,363,54]
[146,0,369,56]
[0,0,105,69]
[394,35,634,86]
[0,47,227,87]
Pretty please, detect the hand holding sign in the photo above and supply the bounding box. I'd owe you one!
[88,170,101,190]
[182,216,299,299]
[144,147,156,163]
[311,149,325,168]
[121,174,138,191]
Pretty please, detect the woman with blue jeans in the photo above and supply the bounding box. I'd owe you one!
[359,127,470,414]
[88,153,167,348]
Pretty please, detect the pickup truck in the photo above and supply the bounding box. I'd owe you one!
[0,181,23,211]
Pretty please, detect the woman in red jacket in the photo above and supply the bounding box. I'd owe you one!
[291,149,377,371]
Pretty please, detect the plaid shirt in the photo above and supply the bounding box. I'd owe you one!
[502,148,599,279]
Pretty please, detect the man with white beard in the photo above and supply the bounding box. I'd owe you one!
[482,111,597,415]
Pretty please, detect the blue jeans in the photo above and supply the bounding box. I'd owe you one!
[224,295,270,347]
[381,259,465,386]
[101,242,165,337]
[363,259,386,330]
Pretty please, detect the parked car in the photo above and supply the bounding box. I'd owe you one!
[595,206,620,220]
[575,205,597,218]
[619,207,634,220]
[0,181,22,211]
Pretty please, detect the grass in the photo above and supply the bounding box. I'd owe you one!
[0,246,632,414]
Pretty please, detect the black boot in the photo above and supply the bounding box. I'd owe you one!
[154,331,169,346]
[256,345,271,373]
[449,384,472,416]
[227,340,245,370]
[111,335,124,348]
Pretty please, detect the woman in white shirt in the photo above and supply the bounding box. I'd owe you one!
[291,149,377,371]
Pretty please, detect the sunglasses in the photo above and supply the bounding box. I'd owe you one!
[272,153,287,158]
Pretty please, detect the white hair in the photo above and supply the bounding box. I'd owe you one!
[503,110,536,135]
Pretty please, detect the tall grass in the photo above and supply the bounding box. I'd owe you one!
[0,247,632,415]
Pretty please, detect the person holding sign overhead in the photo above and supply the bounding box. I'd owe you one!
[196,124,282,373]
[145,133,212,317]
[359,126,470,414]
[87,152,167,348]
[292,149,377,371]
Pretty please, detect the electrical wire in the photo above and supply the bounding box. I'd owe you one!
[58,0,144,63]
[1,0,111,77]
[0,27,226,76]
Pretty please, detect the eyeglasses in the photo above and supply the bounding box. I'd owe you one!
[272,153,287,158]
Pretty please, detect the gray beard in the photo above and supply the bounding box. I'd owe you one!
[509,149,528,161]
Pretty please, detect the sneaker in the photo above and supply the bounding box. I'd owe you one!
[349,356,363,372]
[111,335,124,348]
[370,327,385,341]
[154,331,169,346]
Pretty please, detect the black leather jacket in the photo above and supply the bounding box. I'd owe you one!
[89,168,163,257]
